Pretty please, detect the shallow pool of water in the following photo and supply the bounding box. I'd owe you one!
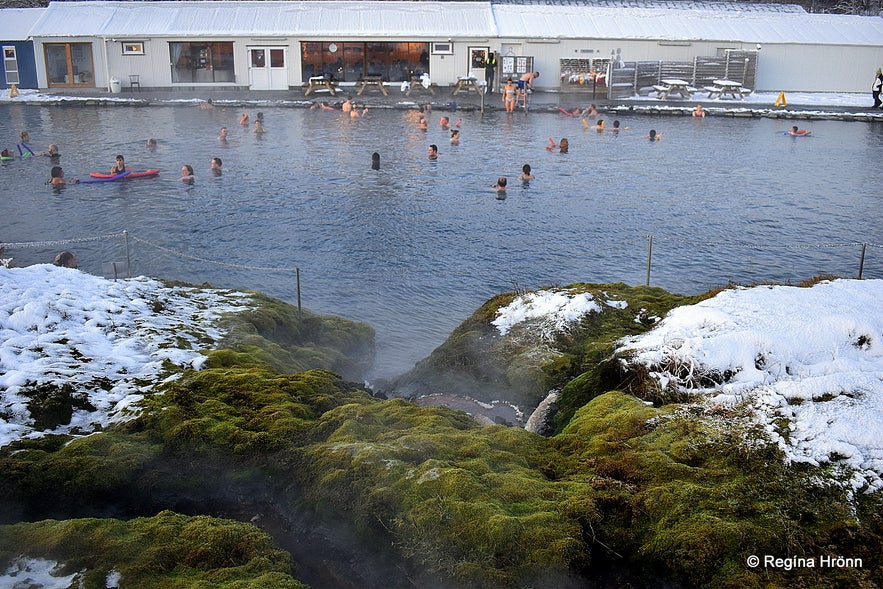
[1,104,881,379]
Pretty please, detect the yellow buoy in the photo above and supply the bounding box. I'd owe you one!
[774,91,787,107]
[8,84,19,98]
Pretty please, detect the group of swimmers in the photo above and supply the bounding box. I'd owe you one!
[2,131,60,161]
[0,130,72,184]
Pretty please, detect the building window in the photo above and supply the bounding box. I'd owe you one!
[301,41,428,83]
[169,42,235,83]
[121,42,144,55]
[3,46,19,85]
[44,43,94,86]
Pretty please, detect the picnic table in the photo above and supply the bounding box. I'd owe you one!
[404,75,435,96]
[356,75,388,96]
[452,76,483,96]
[304,76,339,96]
[704,80,749,100]
[652,79,693,100]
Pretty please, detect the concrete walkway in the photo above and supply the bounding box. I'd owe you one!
[17,84,883,121]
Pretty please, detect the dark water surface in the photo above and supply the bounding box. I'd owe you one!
[2,104,881,379]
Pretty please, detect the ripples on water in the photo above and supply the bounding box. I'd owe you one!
[1,103,881,378]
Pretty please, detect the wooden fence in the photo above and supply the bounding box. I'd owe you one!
[608,50,758,99]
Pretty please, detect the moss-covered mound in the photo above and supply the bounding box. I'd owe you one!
[0,511,306,588]
[553,390,883,588]
[218,291,375,381]
[2,282,881,589]
[388,283,696,412]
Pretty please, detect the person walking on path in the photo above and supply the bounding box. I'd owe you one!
[873,68,883,109]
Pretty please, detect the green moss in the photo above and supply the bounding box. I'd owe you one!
[218,291,375,380]
[390,282,696,412]
[0,511,306,588]
[552,391,881,588]
[299,399,586,587]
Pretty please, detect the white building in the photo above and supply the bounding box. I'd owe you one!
[16,0,883,94]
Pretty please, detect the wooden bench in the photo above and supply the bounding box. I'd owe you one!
[703,86,722,98]
[356,75,388,96]
[652,84,671,98]
[304,76,339,96]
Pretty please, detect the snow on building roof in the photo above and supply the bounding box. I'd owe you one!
[21,1,883,47]
[0,7,44,41]
[30,1,497,38]
[493,3,883,45]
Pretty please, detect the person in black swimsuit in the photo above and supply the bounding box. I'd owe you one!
[110,154,130,175]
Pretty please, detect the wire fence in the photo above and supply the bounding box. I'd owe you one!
[2,230,881,302]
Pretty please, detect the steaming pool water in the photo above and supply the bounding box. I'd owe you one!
[1,104,881,381]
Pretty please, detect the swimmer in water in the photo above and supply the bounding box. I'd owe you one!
[787,125,811,136]
[48,166,78,185]
[518,164,535,183]
[110,154,130,175]
[547,137,568,153]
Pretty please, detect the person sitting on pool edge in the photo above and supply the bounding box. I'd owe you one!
[52,250,78,268]
[48,165,78,185]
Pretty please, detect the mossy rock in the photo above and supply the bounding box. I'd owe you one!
[387,283,695,412]
[216,291,375,380]
[552,391,883,588]
[0,511,307,588]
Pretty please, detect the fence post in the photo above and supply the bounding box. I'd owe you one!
[296,267,302,319]
[123,230,131,278]
[858,243,866,279]
[646,234,653,286]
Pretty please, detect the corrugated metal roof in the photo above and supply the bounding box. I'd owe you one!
[0,7,44,41]
[493,4,883,45]
[30,1,497,38]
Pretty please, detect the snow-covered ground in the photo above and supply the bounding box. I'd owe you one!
[1,87,879,112]
[618,279,883,493]
[0,265,253,448]
[495,281,883,493]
